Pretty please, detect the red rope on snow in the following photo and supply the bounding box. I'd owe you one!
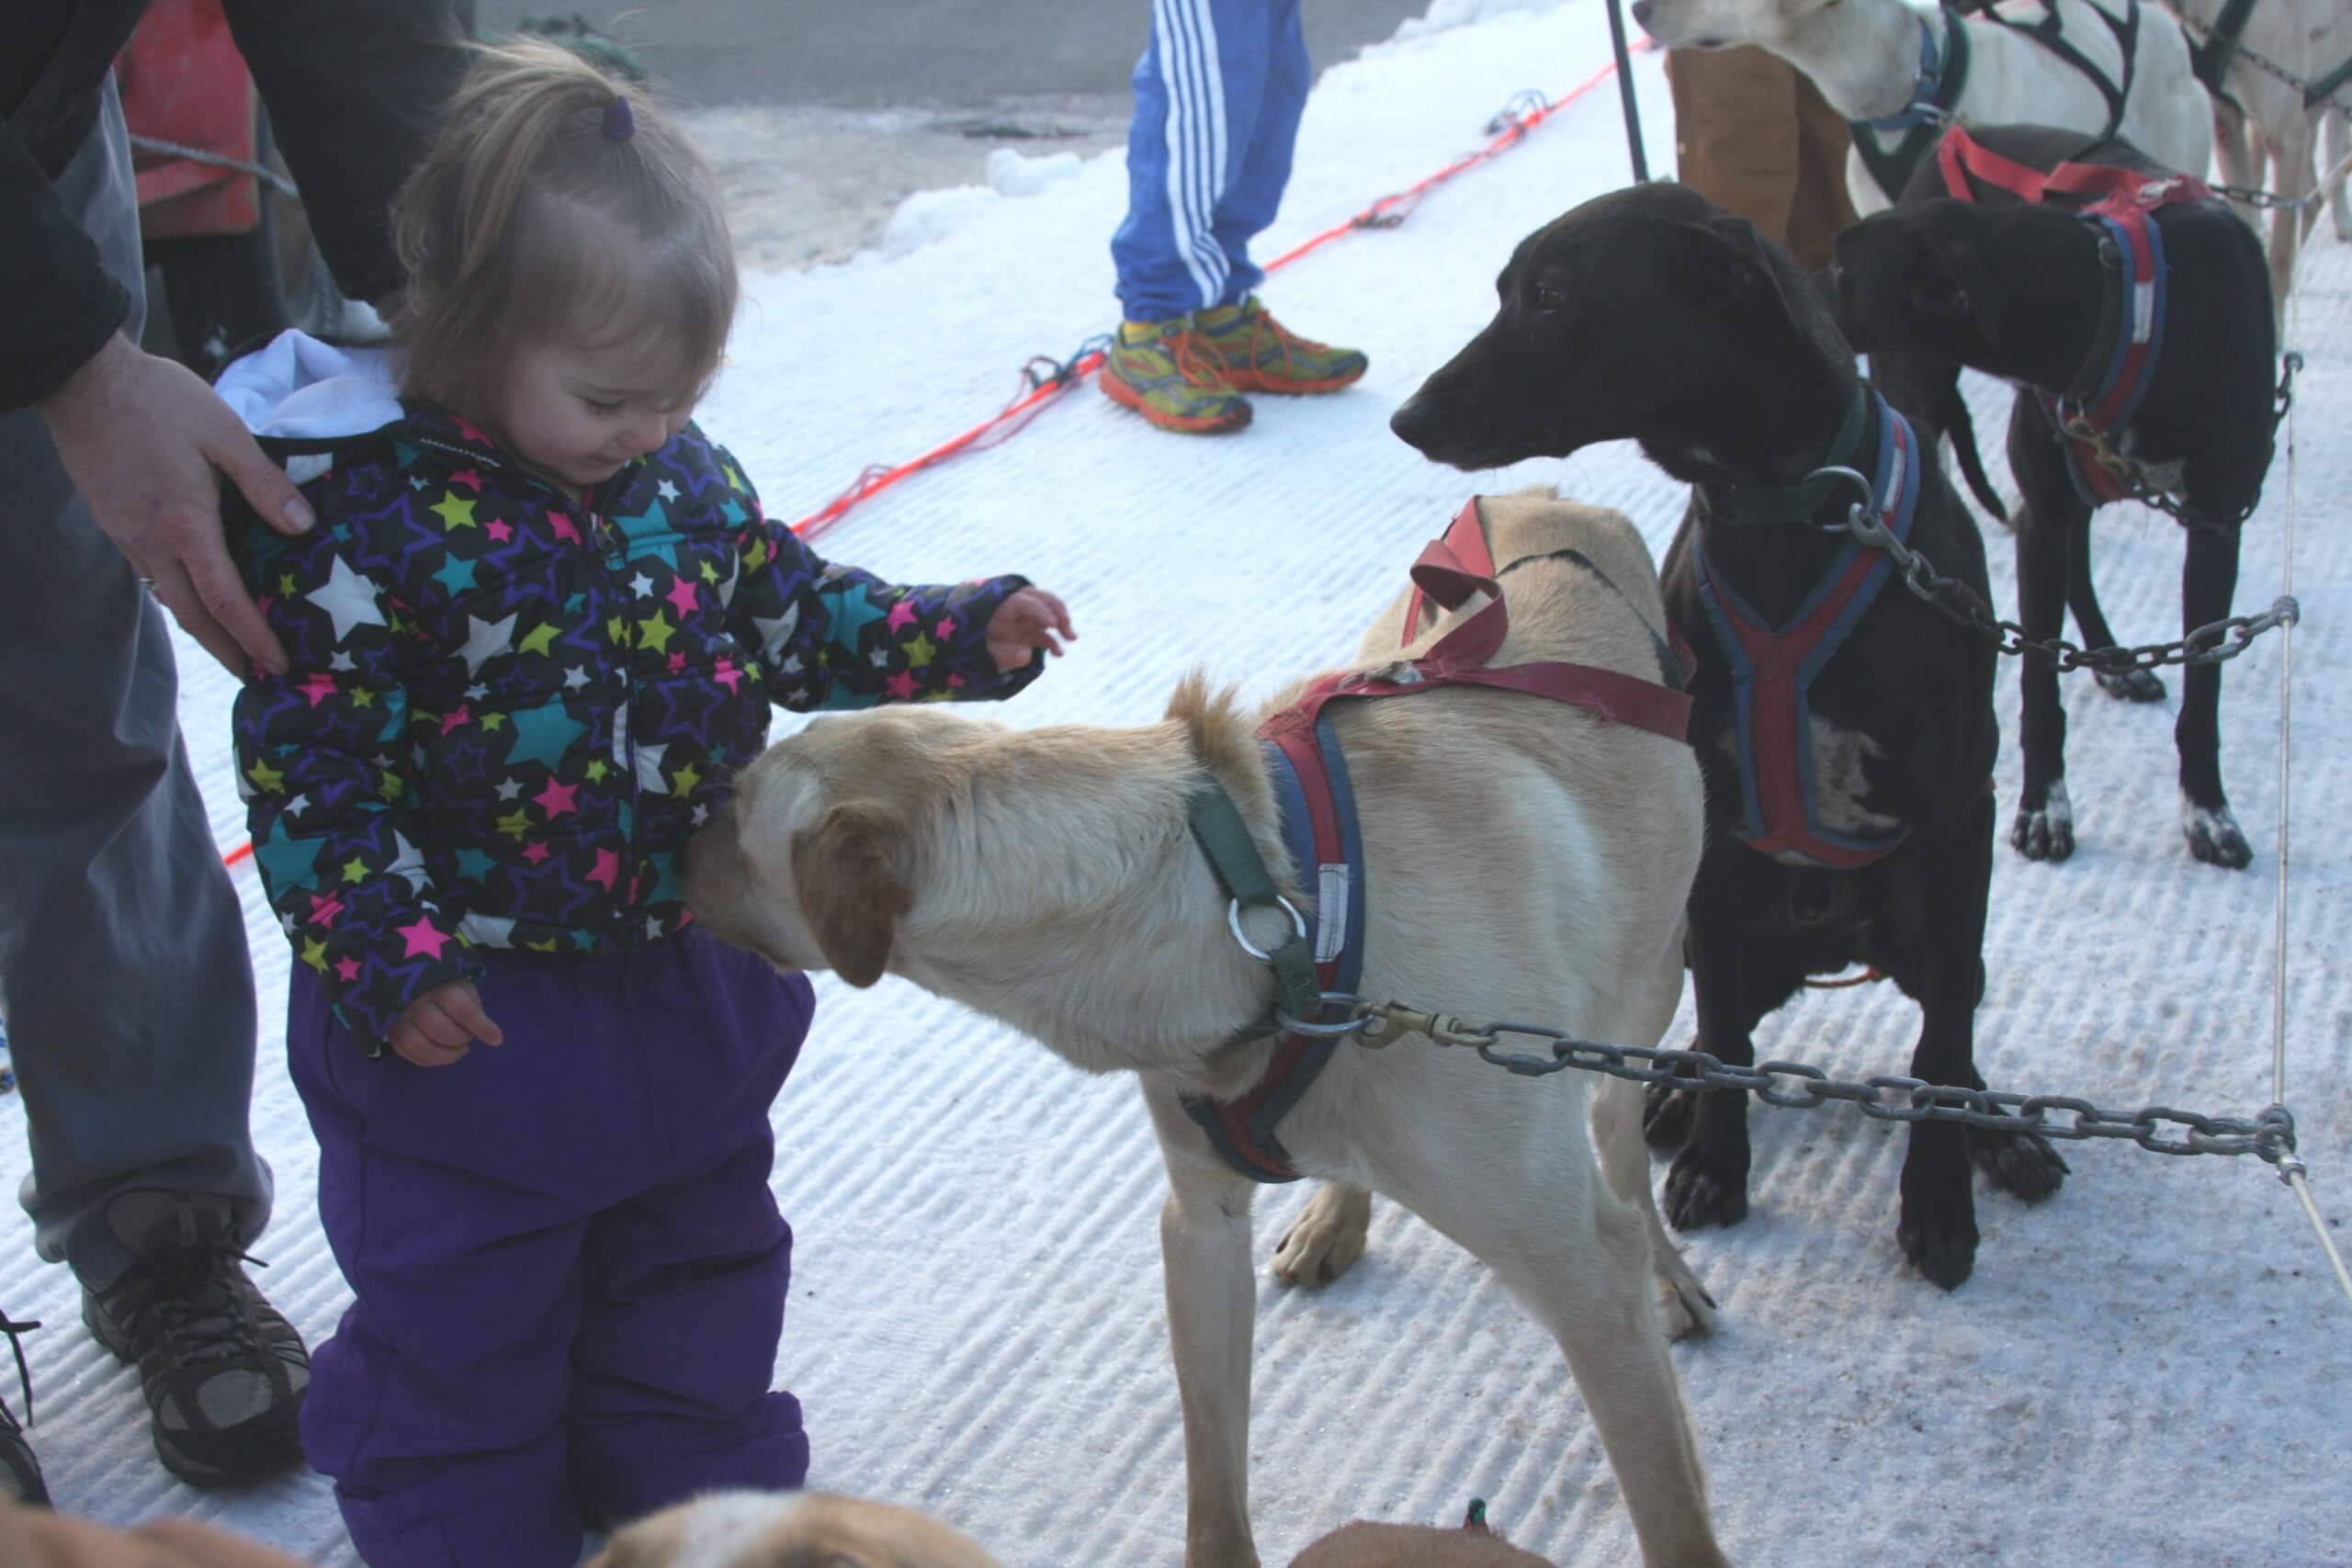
[788,39,1655,543]
[220,46,1655,873]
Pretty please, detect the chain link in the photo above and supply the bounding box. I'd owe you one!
[1286,996,2303,1164]
[1834,491,2300,675]
[1779,355,2306,678]
[2211,180,2329,213]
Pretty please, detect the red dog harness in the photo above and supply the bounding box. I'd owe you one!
[1938,124,2213,507]
[1690,393,1926,870]
[1182,499,1696,1183]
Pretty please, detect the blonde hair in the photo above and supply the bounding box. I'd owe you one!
[390,39,737,420]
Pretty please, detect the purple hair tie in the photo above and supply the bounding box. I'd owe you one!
[602,96,635,140]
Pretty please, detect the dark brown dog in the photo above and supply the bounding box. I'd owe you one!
[1392,182,2067,1290]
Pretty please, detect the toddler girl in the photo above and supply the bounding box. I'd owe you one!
[221,40,1069,1568]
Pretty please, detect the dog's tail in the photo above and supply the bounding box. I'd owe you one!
[1939,376,2011,527]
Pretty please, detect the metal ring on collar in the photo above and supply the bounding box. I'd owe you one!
[1803,464,1877,529]
[1227,895,1308,962]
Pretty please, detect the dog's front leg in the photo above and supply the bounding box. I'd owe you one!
[1662,901,1758,1232]
[2070,524,2165,704]
[1893,794,1996,1289]
[1149,1096,1265,1568]
[2178,524,2252,868]
[2007,412,2088,862]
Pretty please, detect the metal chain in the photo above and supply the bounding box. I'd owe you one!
[2188,25,2352,118]
[1774,355,2305,678]
[1285,994,2302,1164]
[2211,180,2329,212]
[1812,470,2300,677]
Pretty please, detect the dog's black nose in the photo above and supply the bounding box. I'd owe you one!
[1630,0,1656,31]
[1389,396,1435,453]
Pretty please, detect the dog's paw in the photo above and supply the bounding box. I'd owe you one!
[1969,1123,2070,1202]
[1897,1211,1980,1291]
[2095,666,2166,704]
[1643,1080,1697,1151]
[1653,1262,1718,1340]
[1663,1151,1749,1232]
[1271,1183,1372,1287]
[2182,796,2253,870]
[2010,782,2075,863]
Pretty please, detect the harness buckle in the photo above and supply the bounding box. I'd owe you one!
[1227,895,1309,962]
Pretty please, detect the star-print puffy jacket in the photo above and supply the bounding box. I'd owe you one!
[220,333,1043,1049]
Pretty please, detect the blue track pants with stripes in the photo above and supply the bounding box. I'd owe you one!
[1112,0,1311,322]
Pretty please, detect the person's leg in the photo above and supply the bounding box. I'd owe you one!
[1208,0,1306,306]
[1668,45,1804,253]
[1784,69,1860,273]
[1112,0,1280,322]
[1181,0,1364,394]
[0,73,272,1294]
[288,961,650,1568]
[567,934,816,1530]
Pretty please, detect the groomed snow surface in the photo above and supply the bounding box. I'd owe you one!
[4,1,2347,1562]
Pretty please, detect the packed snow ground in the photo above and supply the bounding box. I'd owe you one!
[5,1,2348,1562]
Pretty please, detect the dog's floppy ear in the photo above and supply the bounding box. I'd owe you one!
[1908,231,2007,344]
[1663,212,1779,311]
[790,802,912,988]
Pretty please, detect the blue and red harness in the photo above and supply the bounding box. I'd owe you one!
[1182,499,1697,1183]
[1936,123,2213,509]
[1690,390,1925,870]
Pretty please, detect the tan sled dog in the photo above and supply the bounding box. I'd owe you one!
[684,489,1730,1568]
[584,1490,1002,1568]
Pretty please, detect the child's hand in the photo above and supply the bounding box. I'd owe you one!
[387,980,504,1067]
[987,587,1075,671]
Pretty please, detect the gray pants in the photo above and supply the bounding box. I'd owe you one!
[0,77,272,1293]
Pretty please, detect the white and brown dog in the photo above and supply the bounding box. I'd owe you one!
[684,491,1731,1568]
[584,1490,1001,1568]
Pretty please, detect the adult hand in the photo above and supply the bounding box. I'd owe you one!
[0,1490,313,1568]
[985,586,1075,671]
[387,979,505,1068]
[36,333,316,676]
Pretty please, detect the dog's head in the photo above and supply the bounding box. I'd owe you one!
[1827,199,2041,364]
[684,707,961,988]
[1391,182,1852,484]
[585,1490,1002,1568]
[1628,0,1833,52]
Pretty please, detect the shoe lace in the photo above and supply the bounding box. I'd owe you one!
[1246,309,1315,379]
[0,1313,38,1429]
[1168,322,1235,392]
[111,1247,271,1370]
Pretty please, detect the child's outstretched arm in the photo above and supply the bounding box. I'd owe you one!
[715,447,1068,710]
[233,520,484,1057]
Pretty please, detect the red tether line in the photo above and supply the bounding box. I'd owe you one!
[221,46,1651,873]
[788,40,1652,544]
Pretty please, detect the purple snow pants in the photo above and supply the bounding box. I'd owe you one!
[287,927,815,1568]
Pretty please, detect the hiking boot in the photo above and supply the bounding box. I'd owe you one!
[1193,296,1369,395]
[84,1195,309,1489]
[1101,317,1253,434]
[1,1312,45,1506]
